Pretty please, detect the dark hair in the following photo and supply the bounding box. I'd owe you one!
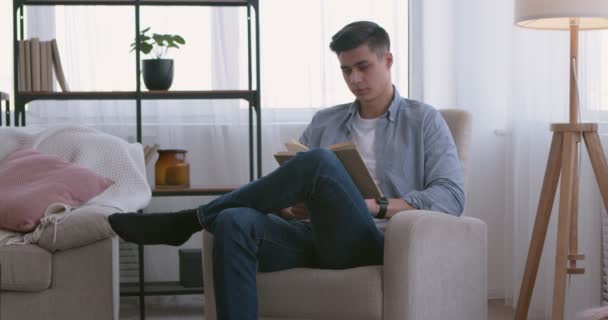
[329,21,390,55]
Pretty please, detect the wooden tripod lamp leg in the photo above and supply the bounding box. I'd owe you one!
[515,132,564,320]
[568,136,585,275]
[584,132,608,211]
[552,132,578,320]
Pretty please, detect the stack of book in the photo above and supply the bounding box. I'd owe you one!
[18,38,69,92]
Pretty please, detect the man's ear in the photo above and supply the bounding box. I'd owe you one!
[385,52,394,69]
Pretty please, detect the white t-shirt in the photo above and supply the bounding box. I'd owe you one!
[351,111,381,185]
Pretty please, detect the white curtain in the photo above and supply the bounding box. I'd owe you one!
[25,0,409,293]
[420,0,608,318]
[505,28,607,319]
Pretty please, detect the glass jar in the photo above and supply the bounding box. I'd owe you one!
[155,149,190,188]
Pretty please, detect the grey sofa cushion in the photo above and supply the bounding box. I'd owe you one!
[0,243,51,291]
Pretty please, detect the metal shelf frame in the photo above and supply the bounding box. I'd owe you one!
[12,1,261,319]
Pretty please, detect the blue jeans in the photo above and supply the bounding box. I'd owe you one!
[197,148,384,320]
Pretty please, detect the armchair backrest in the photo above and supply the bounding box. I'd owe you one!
[439,109,472,179]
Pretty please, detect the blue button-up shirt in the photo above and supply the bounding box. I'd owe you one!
[299,87,465,216]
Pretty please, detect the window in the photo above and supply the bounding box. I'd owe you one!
[52,1,409,110]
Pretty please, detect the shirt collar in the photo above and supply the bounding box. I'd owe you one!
[347,85,400,123]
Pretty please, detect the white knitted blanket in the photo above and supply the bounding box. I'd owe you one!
[0,126,151,245]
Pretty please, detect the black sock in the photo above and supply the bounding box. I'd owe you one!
[108,208,202,246]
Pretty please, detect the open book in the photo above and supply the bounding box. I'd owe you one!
[274,140,382,199]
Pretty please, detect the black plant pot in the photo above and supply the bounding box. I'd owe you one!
[143,59,174,90]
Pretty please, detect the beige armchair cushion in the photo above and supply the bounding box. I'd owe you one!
[257,266,382,320]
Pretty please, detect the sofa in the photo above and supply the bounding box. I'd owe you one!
[202,109,488,320]
[0,125,151,320]
[1,235,119,320]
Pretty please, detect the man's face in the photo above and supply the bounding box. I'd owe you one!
[337,44,393,103]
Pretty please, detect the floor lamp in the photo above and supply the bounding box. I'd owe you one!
[513,1,608,320]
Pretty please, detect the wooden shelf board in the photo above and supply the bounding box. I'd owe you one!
[152,185,238,196]
[120,281,204,297]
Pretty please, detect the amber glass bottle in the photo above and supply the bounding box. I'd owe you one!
[155,149,190,188]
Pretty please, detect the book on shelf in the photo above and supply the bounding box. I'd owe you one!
[30,38,41,92]
[18,39,65,92]
[18,40,26,92]
[44,41,54,91]
[143,144,160,166]
[24,40,32,92]
[273,140,382,199]
[40,40,48,91]
[51,39,70,92]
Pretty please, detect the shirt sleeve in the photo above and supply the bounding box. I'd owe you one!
[402,110,466,216]
[298,113,317,148]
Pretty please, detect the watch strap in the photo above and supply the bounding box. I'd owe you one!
[376,196,388,219]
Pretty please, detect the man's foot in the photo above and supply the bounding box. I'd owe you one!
[108,209,202,246]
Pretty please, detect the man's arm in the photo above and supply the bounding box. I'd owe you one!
[365,198,415,219]
[401,110,465,216]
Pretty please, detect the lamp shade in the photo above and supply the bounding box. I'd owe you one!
[515,0,608,29]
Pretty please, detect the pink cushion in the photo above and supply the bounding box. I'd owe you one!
[0,148,113,232]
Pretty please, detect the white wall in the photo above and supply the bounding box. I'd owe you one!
[415,0,511,298]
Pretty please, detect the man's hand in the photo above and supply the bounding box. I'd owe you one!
[365,199,380,216]
[279,203,309,220]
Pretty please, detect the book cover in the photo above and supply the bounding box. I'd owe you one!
[30,38,41,92]
[45,42,54,91]
[24,40,31,92]
[51,39,70,92]
[18,40,26,92]
[274,140,382,199]
[40,40,48,91]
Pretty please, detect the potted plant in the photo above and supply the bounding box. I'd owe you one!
[131,27,186,90]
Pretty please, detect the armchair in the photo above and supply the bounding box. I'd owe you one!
[202,109,487,320]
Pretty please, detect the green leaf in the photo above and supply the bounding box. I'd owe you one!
[152,34,166,47]
[131,28,185,57]
[141,42,153,54]
[173,35,185,45]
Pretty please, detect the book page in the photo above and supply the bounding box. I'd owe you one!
[285,139,309,153]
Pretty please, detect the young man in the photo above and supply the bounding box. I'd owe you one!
[109,21,464,320]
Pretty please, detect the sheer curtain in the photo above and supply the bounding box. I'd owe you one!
[436,0,607,318]
[504,28,607,319]
[25,0,409,290]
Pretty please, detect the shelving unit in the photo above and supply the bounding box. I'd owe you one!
[13,1,261,319]
[0,92,9,126]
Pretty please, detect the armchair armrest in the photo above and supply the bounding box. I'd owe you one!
[383,210,487,320]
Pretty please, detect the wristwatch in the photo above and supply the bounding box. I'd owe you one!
[375,196,389,219]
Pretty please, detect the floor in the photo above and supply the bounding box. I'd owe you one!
[120,298,515,319]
